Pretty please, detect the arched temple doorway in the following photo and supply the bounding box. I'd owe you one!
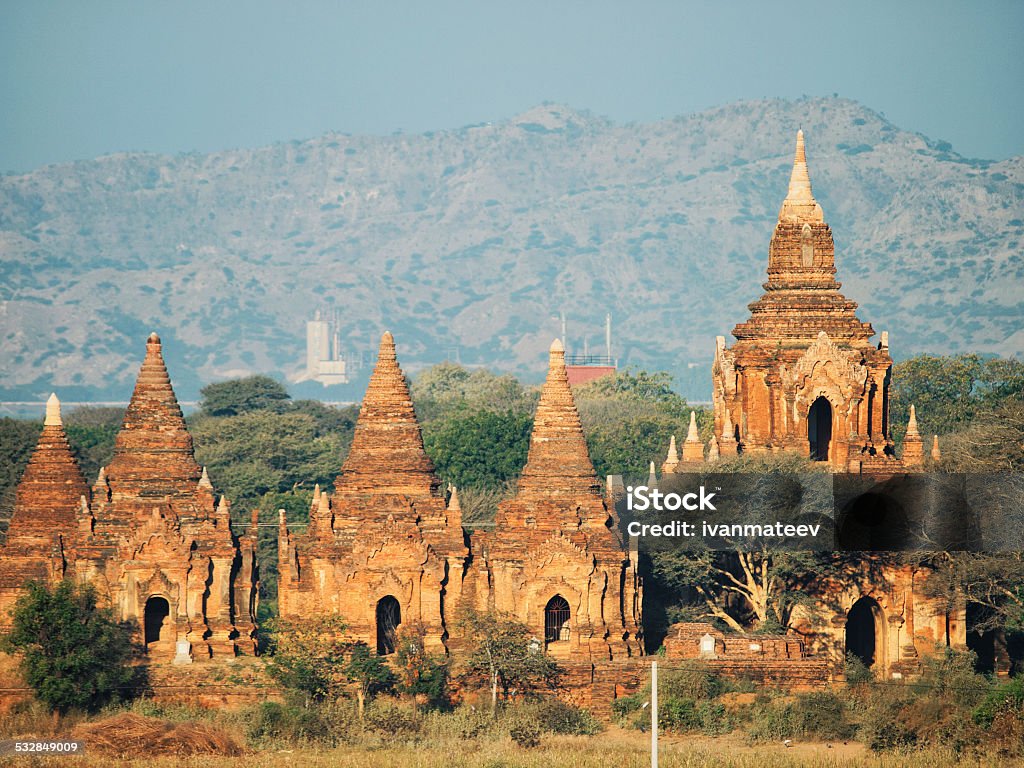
[144,596,170,646]
[376,596,401,655]
[808,397,832,462]
[846,596,884,669]
[544,595,571,645]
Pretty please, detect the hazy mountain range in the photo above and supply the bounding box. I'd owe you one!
[1,96,1021,403]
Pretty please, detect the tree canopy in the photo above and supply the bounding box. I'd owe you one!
[199,375,292,417]
[456,609,562,713]
[1,580,143,713]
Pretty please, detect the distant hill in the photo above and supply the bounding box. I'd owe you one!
[1,96,1021,402]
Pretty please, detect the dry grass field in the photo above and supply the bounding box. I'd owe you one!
[3,730,1020,768]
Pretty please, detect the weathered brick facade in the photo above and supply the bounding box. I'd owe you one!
[472,339,643,662]
[277,331,469,654]
[710,131,923,473]
[0,334,258,660]
[278,335,643,669]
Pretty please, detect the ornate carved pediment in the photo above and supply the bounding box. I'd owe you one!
[136,566,178,604]
[782,332,868,415]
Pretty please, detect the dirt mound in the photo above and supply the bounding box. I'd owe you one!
[70,712,245,757]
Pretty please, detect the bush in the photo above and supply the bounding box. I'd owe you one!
[507,717,542,748]
[1,580,144,714]
[792,692,856,741]
[659,661,722,701]
[844,652,874,684]
[868,721,918,752]
[364,700,422,740]
[527,699,602,735]
[746,692,854,743]
[973,676,1024,728]
[244,701,334,746]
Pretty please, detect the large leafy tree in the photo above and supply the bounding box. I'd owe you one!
[411,362,536,421]
[344,642,397,718]
[890,354,1024,443]
[574,368,700,478]
[199,375,292,417]
[1,580,143,713]
[423,410,531,490]
[456,609,562,714]
[190,409,349,505]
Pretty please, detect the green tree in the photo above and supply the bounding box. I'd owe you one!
[1,580,143,713]
[423,410,532,490]
[199,375,291,417]
[411,362,536,422]
[344,642,397,718]
[64,406,121,483]
[190,410,345,505]
[890,354,1024,443]
[393,623,449,710]
[574,368,696,477]
[0,418,41,537]
[263,614,351,703]
[456,609,562,714]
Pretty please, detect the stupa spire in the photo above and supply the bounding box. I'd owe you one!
[5,394,89,546]
[105,332,201,497]
[902,404,924,467]
[515,339,601,498]
[778,130,824,224]
[906,404,920,437]
[683,411,704,463]
[44,393,61,426]
[661,435,680,474]
[336,332,439,497]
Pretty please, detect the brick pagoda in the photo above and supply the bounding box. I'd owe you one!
[277,332,469,654]
[711,130,921,471]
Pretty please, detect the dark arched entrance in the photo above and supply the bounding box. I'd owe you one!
[846,596,882,668]
[376,596,401,655]
[808,397,832,462]
[144,596,170,646]
[544,595,571,644]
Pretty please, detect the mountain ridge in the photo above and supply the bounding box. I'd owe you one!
[1,96,1021,401]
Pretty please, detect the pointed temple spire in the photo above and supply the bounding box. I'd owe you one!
[446,483,463,529]
[683,411,704,463]
[779,129,824,224]
[931,435,941,462]
[3,393,89,552]
[105,332,201,497]
[44,393,61,426]
[198,467,213,490]
[906,404,920,437]
[902,404,924,467]
[336,332,439,497]
[447,483,461,513]
[515,339,601,498]
[661,435,680,474]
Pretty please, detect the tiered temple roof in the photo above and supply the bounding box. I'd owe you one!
[104,332,202,502]
[0,394,85,593]
[730,130,877,351]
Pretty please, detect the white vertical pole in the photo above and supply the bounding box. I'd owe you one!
[651,659,658,768]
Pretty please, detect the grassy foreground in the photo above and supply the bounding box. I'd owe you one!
[2,732,1019,768]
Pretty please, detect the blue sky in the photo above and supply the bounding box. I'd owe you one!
[2,0,1022,172]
